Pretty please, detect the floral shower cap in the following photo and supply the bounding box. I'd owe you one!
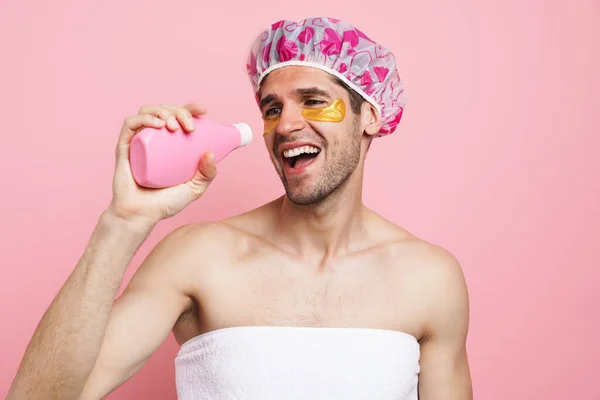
[246,17,406,136]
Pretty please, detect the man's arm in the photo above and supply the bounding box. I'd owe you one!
[6,210,155,399]
[7,103,217,399]
[8,212,201,399]
[78,222,200,398]
[417,248,473,399]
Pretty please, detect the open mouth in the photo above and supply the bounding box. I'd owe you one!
[282,145,321,170]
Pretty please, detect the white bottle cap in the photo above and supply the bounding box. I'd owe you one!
[233,123,253,147]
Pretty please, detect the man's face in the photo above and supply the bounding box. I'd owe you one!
[259,67,364,206]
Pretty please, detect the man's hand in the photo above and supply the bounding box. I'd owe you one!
[110,103,218,227]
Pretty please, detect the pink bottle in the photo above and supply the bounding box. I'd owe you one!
[129,116,253,188]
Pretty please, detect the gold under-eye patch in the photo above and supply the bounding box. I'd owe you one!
[263,116,280,135]
[262,98,347,136]
[302,98,346,122]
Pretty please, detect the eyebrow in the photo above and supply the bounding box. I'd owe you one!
[295,87,332,98]
[259,94,278,111]
[259,87,333,111]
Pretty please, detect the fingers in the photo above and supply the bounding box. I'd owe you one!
[185,151,218,198]
[183,103,208,117]
[175,108,196,132]
[138,103,207,132]
[139,106,175,129]
[116,103,207,162]
[186,151,218,197]
[116,114,166,158]
[197,151,218,182]
[125,114,166,131]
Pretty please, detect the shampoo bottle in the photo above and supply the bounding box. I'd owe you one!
[129,116,252,188]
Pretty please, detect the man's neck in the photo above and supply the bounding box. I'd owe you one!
[271,179,369,269]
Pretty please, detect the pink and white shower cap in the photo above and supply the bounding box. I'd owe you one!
[246,17,406,136]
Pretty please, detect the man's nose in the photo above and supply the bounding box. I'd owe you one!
[276,105,306,136]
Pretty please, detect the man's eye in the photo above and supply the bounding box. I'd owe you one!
[305,99,325,106]
[265,107,281,117]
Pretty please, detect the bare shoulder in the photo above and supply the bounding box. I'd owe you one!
[371,213,470,341]
[150,219,251,266]
[398,239,469,343]
[132,199,277,285]
[371,211,466,288]
[395,236,466,293]
[145,221,233,262]
[149,201,276,268]
[125,220,238,291]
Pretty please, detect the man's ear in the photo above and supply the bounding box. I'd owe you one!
[362,103,382,137]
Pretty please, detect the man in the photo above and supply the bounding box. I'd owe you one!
[7,17,472,399]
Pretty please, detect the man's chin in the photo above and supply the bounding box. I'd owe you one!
[285,188,323,206]
[286,195,319,206]
[285,181,336,206]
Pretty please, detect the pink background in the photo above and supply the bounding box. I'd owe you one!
[1,0,598,399]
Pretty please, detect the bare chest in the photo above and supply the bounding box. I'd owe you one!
[174,255,423,343]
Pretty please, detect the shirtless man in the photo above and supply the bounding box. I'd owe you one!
[7,17,472,399]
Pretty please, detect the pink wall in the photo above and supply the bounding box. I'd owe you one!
[1,0,598,398]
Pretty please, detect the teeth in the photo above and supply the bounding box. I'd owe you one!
[283,145,320,158]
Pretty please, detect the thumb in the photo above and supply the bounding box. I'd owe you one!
[187,151,218,189]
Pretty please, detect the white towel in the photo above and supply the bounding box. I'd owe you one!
[174,326,420,399]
